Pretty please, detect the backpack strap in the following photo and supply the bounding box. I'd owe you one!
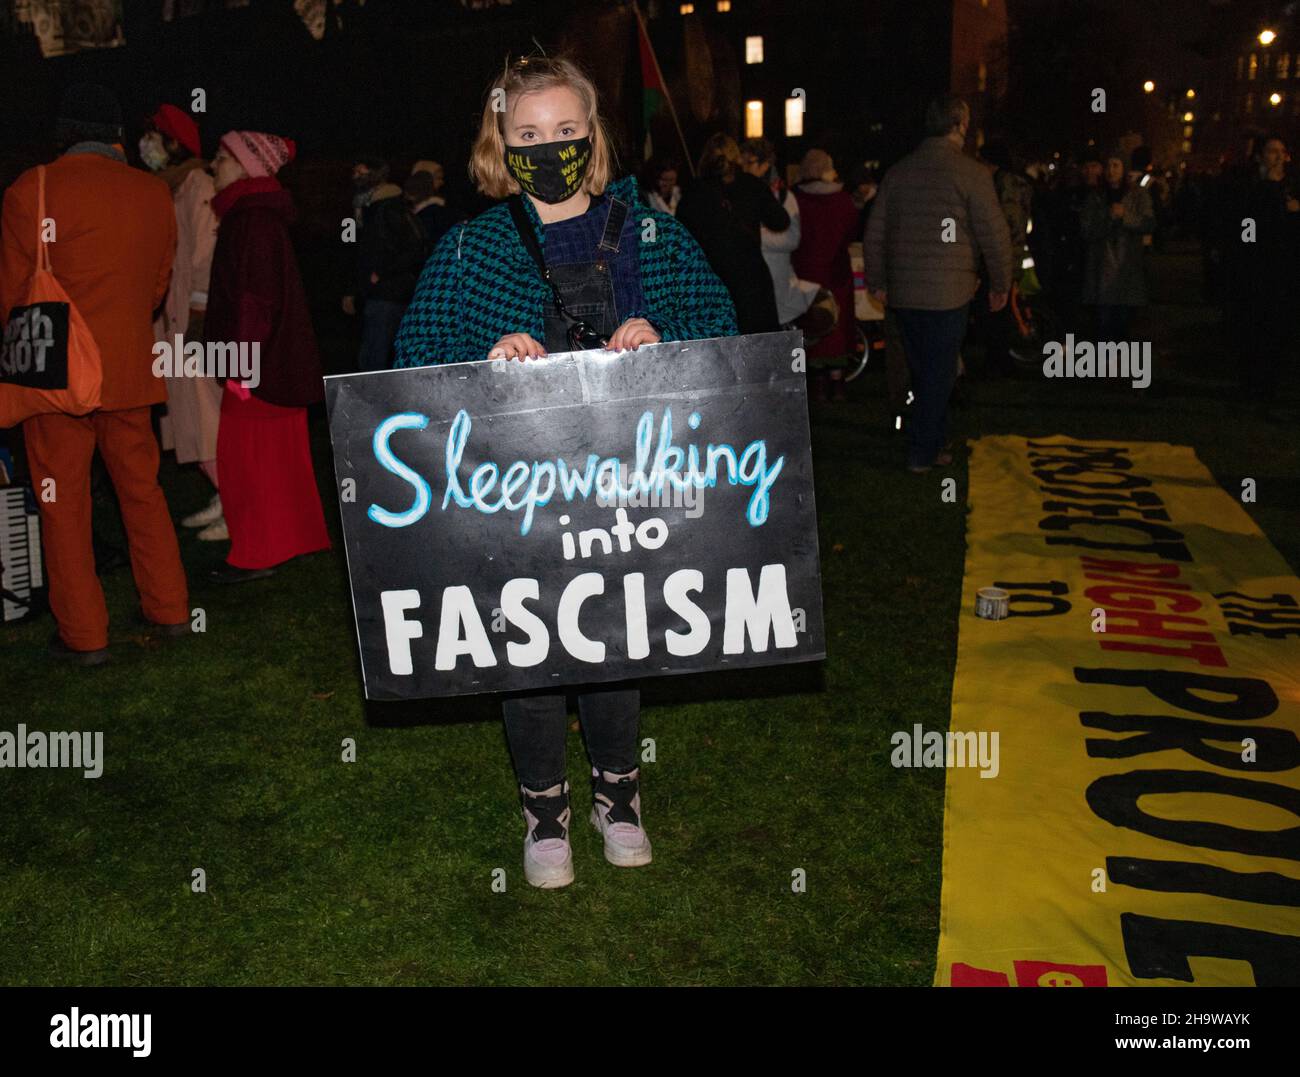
[35,165,51,273]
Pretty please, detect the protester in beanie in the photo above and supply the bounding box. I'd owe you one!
[205,130,330,583]
[394,56,736,889]
[791,149,861,402]
[1081,151,1155,344]
[140,103,224,538]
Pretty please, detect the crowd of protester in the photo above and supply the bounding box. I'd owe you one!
[0,60,1296,892]
[1,78,1296,628]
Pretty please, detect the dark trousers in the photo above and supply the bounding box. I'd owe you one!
[973,279,1013,377]
[1095,304,1133,343]
[893,304,970,469]
[502,683,641,790]
[358,298,409,372]
[1233,295,1291,400]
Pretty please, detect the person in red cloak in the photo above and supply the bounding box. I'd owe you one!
[205,130,330,582]
[792,149,861,402]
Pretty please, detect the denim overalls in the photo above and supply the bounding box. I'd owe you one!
[501,193,640,790]
[539,195,631,353]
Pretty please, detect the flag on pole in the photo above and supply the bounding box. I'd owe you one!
[632,1,693,174]
[637,13,668,159]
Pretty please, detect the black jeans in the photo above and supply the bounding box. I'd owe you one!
[501,683,641,790]
[893,304,970,469]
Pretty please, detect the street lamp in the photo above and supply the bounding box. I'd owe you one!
[1269,92,1282,106]
[1259,29,1277,46]
[1183,111,1194,121]
[1143,80,1155,93]
[1185,89,1195,99]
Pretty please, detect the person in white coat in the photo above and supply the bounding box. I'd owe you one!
[741,138,836,345]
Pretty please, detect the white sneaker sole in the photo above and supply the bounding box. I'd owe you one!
[524,846,574,889]
[589,807,652,867]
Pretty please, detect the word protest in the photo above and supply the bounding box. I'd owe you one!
[324,332,826,699]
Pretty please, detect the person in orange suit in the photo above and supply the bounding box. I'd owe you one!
[0,83,189,665]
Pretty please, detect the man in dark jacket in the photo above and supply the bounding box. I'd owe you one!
[355,174,427,371]
[865,95,1012,472]
[1223,134,1299,410]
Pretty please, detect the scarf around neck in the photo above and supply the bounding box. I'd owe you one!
[211,174,283,218]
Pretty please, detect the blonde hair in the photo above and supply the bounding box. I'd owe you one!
[470,56,616,200]
[697,133,740,181]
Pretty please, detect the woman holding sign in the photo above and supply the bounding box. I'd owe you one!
[394,56,736,888]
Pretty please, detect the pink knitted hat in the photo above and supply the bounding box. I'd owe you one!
[219,130,297,178]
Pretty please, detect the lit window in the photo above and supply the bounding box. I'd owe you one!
[1245,92,1255,112]
[745,35,763,64]
[1249,53,1258,79]
[1182,140,1192,154]
[977,62,987,92]
[716,0,731,10]
[1237,55,1245,80]
[1183,125,1194,138]
[1280,53,1291,79]
[785,97,803,137]
[679,3,695,13]
[745,100,763,138]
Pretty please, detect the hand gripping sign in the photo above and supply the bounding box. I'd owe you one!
[324,331,826,700]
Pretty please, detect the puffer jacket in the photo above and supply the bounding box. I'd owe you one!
[864,135,1012,310]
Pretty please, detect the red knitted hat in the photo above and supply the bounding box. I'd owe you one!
[220,130,297,178]
[152,104,202,158]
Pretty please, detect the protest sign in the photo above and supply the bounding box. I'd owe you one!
[324,331,826,700]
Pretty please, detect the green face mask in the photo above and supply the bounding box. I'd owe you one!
[504,136,592,203]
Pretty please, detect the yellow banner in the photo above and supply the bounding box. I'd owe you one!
[935,436,1300,987]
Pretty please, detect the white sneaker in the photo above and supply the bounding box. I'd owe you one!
[182,494,222,528]
[521,780,574,889]
[589,766,652,867]
[197,518,228,541]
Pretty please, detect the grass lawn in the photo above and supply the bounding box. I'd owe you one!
[1,240,1296,985]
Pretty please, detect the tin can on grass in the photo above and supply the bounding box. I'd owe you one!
[975,586,1010,620]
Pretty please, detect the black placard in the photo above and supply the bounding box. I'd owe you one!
[0,302,70,390]
[324,331,825,700]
